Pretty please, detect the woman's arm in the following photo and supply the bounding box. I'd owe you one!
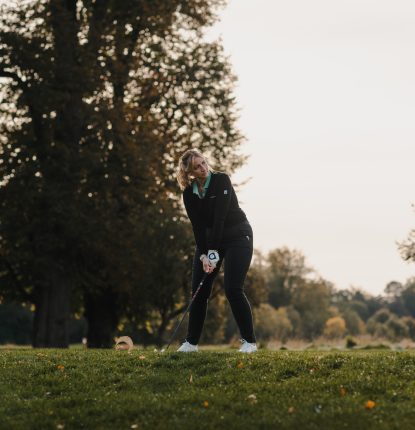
[183,191,208,254]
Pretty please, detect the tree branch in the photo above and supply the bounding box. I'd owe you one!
[86,0,111,58]
[0,68,25,86]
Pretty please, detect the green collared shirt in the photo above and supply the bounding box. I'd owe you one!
[192,171,212,199]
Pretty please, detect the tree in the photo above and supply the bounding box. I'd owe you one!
[244,250,269,307]
[384,281,404,300]
[401,279,415,318]
[291,278,333,340]
[385,316,409,341]
[348,289,385,321]
[200,293,228,345]
[383,281,409,317]
[285,305,302,338]
[0,0,245,347]
[331,287,384,328]
[266,247,312,308]
[401,316,415,340]
[342,309,365,336]
[121,201,195,346]
[365,308,407,340]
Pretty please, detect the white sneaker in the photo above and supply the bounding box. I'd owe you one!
[238,339,257,353]
[177,341,198,352]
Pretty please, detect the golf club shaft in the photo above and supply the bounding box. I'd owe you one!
[163,272,209,351]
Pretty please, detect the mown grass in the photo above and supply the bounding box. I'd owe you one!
[1,348,415,429]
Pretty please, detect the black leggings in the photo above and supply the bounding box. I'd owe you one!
[185,223,256,345]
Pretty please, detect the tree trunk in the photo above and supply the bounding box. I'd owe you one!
[156,317,169,347]
[31,1,85,349]
[84,289,119,348]
[32,280,70,348]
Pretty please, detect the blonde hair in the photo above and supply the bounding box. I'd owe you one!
[176,149,208,190]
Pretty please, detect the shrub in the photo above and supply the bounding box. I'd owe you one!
[345,335,357,348]
[323,316,346,339]
[253,304,293,342]
[367,308,392,335]
[367,309,410,341]
[342,309,366,335]
[385,316,409,341]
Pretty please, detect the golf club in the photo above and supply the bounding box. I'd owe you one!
[161,272,209,352]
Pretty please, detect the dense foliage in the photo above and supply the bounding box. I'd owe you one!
[0,0,244,347]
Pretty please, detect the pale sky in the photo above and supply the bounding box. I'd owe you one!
[206,0,415,295]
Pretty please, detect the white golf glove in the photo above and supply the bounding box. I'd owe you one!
[207,250,220,268]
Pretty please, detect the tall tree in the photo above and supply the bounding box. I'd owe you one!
[0,0,245,347]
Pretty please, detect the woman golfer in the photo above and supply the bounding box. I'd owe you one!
[176,149,257,353]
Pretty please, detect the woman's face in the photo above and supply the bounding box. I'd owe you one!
[191,156,209,179]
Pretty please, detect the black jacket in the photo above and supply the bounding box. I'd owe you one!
[183,171,248,254]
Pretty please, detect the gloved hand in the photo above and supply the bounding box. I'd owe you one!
[199,254,214,273]
[207,250,220,268]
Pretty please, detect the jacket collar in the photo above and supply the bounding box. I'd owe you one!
[192,171,212,199]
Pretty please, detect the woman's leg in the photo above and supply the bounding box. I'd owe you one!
[186,248,222,345]
[223,244,256,343]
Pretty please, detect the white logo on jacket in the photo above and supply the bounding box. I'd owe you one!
[224,190,228,195]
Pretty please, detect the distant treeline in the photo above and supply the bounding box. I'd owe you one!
[2,246,415,346]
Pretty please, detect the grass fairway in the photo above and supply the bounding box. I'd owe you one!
[1,348,415,429]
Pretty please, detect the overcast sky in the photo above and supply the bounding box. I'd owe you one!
[206,0,415,295]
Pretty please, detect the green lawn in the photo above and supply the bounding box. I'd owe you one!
[1,348,415,429]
